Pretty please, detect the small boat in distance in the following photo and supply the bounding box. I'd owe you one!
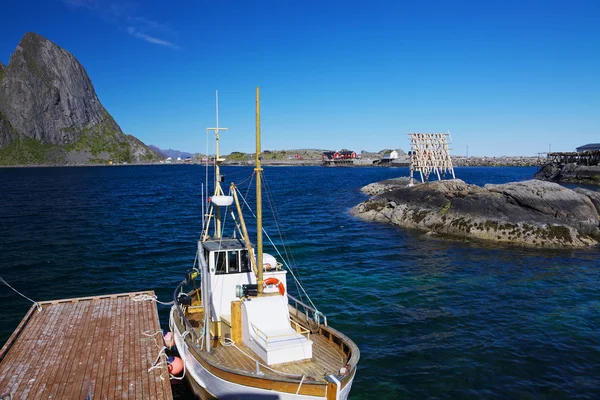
[169,88,359,398]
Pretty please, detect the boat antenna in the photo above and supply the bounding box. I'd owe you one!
[206,90,228,238]
[255,86,264,294]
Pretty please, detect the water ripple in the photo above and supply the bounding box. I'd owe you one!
[1,165,600,399]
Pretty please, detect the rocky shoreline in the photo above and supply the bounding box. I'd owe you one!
[534,163,600,185]
[351,178,600,248]
[0,156,546,168]
[452,156,541,167]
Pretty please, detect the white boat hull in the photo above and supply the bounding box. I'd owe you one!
[169,307,354,400]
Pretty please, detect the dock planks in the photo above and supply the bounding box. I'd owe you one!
[0,291,172,400]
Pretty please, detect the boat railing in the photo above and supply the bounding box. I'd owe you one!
[287,294,328,327]
[173,280,200,344]
[290,319,311,339]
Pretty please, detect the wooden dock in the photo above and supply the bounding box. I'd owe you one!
[0,291,173,399]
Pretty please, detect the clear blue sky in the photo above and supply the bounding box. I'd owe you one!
[1,0,598,156]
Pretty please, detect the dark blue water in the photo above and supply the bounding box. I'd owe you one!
[1,165,599,399]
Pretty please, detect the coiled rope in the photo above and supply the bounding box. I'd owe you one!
[131,294,174,306]
[0,277,42,312]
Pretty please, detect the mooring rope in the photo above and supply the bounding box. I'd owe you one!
[131,293,174,305]
[148,347,168,373]
[0,277,42,312]
[142,330,165,348]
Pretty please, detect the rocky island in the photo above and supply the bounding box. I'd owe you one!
[351,178,600,248]
[0,32,159,165]
[535,163,600,185]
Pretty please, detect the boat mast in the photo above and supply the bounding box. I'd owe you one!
[206,90,228,238]
[255,87,264,294]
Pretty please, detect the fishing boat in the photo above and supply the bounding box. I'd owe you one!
[169,88,360,399]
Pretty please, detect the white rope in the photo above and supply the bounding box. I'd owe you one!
[235,188,320,312]
[197,327,205,350]
[148,344,186,380]
[142,330,165,348]
[131,294,174,306]
[0,277,42,312]
[170,360,186,381]
[148,347,167,373]
[296,374,306,394]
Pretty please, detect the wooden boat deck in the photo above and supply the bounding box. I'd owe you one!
[186,311,346,382]
[0,291,172,400]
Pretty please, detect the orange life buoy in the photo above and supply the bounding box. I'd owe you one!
[263,277,285,296]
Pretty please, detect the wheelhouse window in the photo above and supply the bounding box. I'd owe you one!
[240,250,251,273]
[228,251,240,273]
[214,251,227,275]
[212,249,252,274]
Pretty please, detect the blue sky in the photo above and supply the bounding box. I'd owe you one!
[1,0,598,156]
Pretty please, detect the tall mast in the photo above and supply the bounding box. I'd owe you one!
[255,87,264,294]
[206,90,228,238]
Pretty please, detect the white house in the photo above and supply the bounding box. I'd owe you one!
[383,150,399,160]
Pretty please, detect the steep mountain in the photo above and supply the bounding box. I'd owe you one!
[0,32,160,165]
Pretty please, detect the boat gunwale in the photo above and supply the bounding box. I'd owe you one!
[171,282,359,395]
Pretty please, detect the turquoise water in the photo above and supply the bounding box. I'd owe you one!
[1,165,599,399]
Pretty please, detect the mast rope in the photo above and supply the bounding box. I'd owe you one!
[261,174,311,305]
[234,186,319,313]
[0,277,42,312]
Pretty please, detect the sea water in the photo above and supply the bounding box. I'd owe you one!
[1,165,599,399]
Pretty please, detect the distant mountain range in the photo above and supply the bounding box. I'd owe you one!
[0,32,160,165]
[148,145,198,160]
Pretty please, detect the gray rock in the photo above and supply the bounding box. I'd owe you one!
[360,177,414,196]
[351,178,600,248]
[535,163,600,185]
[0,32,159,164]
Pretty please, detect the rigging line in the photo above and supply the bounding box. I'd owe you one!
[192,250,199,272]
[261,174,311,305]
[261,175,306,303]
[242,171,256,203]
[261,175,302,275]
[232,170,256,189]
[229,209,244,239]
[235,187,318,312]
[0,277,42,312]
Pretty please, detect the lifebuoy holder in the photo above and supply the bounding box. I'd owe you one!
[263,277,285,296]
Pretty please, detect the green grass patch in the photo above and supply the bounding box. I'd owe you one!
[226,151,248,161]
[64,117,134,163]
[0,136,65,165]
